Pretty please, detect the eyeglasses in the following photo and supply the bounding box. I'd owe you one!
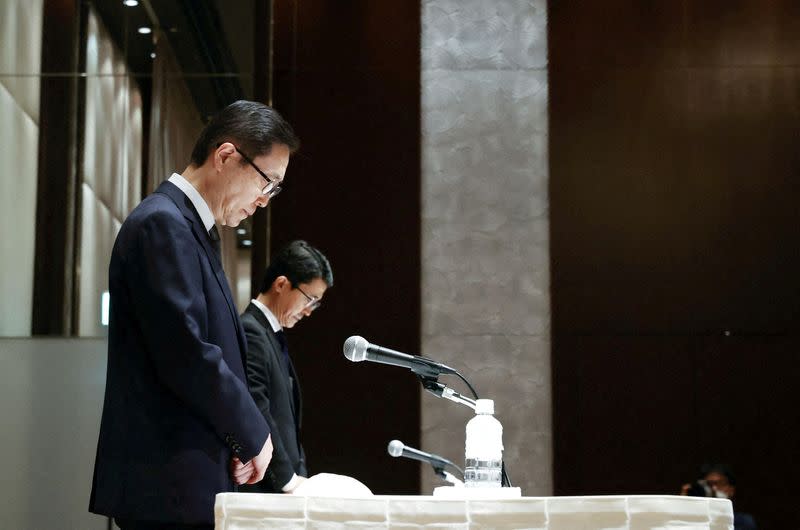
[296,285,321,311]
[233,145,282,198]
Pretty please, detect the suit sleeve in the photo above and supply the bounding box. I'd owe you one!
[242,319,298,488]
[128,210,269,462]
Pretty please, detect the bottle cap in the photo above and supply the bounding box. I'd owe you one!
[475,398,494,415]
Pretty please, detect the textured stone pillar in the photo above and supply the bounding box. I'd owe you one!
[420,0,550,495]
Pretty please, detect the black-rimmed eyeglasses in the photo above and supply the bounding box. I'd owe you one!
[234,146,282,198]
[296,285,321,311]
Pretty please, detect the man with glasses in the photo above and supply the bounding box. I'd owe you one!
[239,240,333,494]
[90,100,299,529]
[680,463,757,530]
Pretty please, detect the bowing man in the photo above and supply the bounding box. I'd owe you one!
[90,101,299,529]
[240,240,333,493]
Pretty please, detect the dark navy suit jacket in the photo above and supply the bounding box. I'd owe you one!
[239,303,306,493]
[89,180,270,524]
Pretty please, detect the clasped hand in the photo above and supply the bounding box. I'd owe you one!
[230,434,273,485]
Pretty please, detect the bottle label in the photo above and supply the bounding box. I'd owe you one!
[464,458,502,487]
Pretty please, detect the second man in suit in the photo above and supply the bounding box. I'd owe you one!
[240,240,333,493]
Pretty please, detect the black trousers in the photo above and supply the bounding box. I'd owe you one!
[114,518,213,530]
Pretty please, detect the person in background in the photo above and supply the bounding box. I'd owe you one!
[681,463,756,530]
[240,240,333,493]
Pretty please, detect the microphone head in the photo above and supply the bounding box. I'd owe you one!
[343,335,369,362]
[387,440,404,457]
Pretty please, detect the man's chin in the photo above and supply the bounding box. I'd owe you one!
[283,317,301,329]
[221,216,243,228]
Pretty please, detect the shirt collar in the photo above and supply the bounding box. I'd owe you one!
[168,173,216,232]
[251,298,282,333]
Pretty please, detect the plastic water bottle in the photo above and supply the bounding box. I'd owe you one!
[464,399,503,488]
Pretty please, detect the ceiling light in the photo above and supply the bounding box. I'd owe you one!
[137,27,152,35]
[150,52,156,59]
[123,0,139,6]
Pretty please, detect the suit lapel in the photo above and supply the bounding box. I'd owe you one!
[250,305,300,423]
[247,304,284,372]
[156,181,247,360]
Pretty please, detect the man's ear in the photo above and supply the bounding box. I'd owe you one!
[273,275,290,292]
[213,142,236,171]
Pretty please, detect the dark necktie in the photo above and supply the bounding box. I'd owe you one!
[208,225,221,257]
[274,329,298,423]
[274,330,291,369]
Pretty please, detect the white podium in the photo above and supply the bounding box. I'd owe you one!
[215,493,733,529]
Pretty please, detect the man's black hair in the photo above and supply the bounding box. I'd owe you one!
[190,100,299,167]
[701,463,737,486]
[258,240,333,293]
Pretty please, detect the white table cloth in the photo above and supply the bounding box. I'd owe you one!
[215,493,733,529]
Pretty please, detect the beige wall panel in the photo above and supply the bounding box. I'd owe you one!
[84,11,115,208]
[78,183,119,336]
[0,0,42,337]
[0,83,39,336]
[0,0,43,122]
[84,10,142,220]
[78,9,142,336]
[126,89,143,213]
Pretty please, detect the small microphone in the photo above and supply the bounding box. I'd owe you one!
[343,336,456,378]
[387,440,406,457]
[387,440,459,474]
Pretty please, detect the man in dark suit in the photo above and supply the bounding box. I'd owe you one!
[240,240,333,494]
[89,101,299,529]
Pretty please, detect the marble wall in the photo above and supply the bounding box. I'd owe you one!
[420,0,551,495]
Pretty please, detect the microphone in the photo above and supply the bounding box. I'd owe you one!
[387,440,460,474]
[343,336,457,378]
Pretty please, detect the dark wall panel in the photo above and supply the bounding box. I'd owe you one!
[33,0,82,335]
[269,0,421,494]
[550,1,800,528]
[554,335,799,528]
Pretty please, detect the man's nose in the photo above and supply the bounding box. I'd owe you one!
[255,194,269,208]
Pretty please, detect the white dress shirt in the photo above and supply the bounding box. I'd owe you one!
[168,173,215,232]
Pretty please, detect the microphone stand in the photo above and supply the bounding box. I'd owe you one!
[418,376,477,411]
[425,455,464,486]
[417,374,513,488]
[434,467,464,487]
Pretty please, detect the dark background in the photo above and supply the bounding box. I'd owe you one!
[268,0,422,494]
[549,1,800,528]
